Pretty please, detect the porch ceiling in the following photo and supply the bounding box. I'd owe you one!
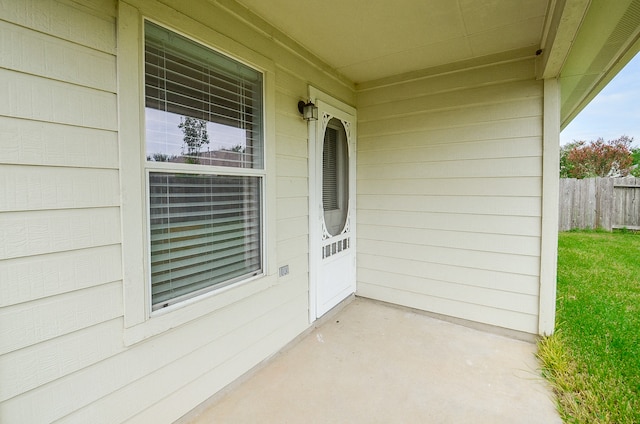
[233,0,549,83]
[230,0,640,126]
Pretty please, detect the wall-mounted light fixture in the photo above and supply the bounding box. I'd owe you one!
[298,100,318,121]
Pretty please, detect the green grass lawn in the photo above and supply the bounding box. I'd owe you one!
[538,230,640,423]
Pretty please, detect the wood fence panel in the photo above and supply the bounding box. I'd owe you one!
[559,177,640,231]
[612,177,640,230]
[596,177,614,230]
[585,178,596,229]
[558,179,571,231]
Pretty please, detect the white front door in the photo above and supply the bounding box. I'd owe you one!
[309,94,356,319]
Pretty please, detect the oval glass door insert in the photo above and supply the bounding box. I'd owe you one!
[322,117,349,236]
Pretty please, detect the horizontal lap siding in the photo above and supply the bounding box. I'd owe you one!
[1,0,354,422]
[0,319,125,402]
[5,278,308,424]
[0,245,122,307]
[0,0,124,417]
[0,116,119,168]
[0,166,120,211]
[70,284,308,424]
[0,282,123,355]
[275,66,311,279]
[356,58,543,333]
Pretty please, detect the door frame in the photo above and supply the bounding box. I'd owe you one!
[307,87,357,323]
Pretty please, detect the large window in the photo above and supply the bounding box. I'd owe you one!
[144,21,264,310]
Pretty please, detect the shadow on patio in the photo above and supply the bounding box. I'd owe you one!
[181,297,561,423]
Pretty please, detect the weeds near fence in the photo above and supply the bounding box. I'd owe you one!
[538,231,640,423]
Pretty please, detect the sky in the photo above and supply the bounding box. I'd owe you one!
[560,52,640,148]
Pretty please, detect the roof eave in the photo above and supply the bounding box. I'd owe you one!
[540,0,640,129]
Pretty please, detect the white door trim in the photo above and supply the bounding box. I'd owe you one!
[307,87,357,323]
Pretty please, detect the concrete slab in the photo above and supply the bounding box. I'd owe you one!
[183,298,561,423]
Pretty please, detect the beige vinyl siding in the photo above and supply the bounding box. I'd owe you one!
[4,280,308,424]
[0,1,119,315]
[275,66,311,279]
[0,0,123,419]
[356,57,543,334]
[0,116,119,168]
[0,166,119,211]
[0,0,354,423]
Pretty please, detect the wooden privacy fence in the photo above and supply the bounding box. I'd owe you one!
[559,177,640,231]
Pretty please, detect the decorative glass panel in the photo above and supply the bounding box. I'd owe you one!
[322,118,349,236]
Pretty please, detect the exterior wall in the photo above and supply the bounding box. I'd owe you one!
[356,57,544,334]
[0,0,354,422]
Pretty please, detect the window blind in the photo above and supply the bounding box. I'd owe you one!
[149,173,262,309]
[323,126,339,211]
[144,21,263,168]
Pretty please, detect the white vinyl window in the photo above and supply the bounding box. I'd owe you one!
[144,21,264,310]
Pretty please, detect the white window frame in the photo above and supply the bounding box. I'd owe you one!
[117,2,277,345]
[143,19,266,312]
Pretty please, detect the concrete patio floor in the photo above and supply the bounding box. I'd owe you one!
[181,297,561,423]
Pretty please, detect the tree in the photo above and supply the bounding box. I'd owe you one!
[178,117,209,164]
[562,136,634,178]
[149,152,172,162]
[224,144,245,153]
[559,141,581,178]
[632,147,640,177]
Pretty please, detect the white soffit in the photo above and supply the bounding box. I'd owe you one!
[233,0,549,83]
[558,0,640,126]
